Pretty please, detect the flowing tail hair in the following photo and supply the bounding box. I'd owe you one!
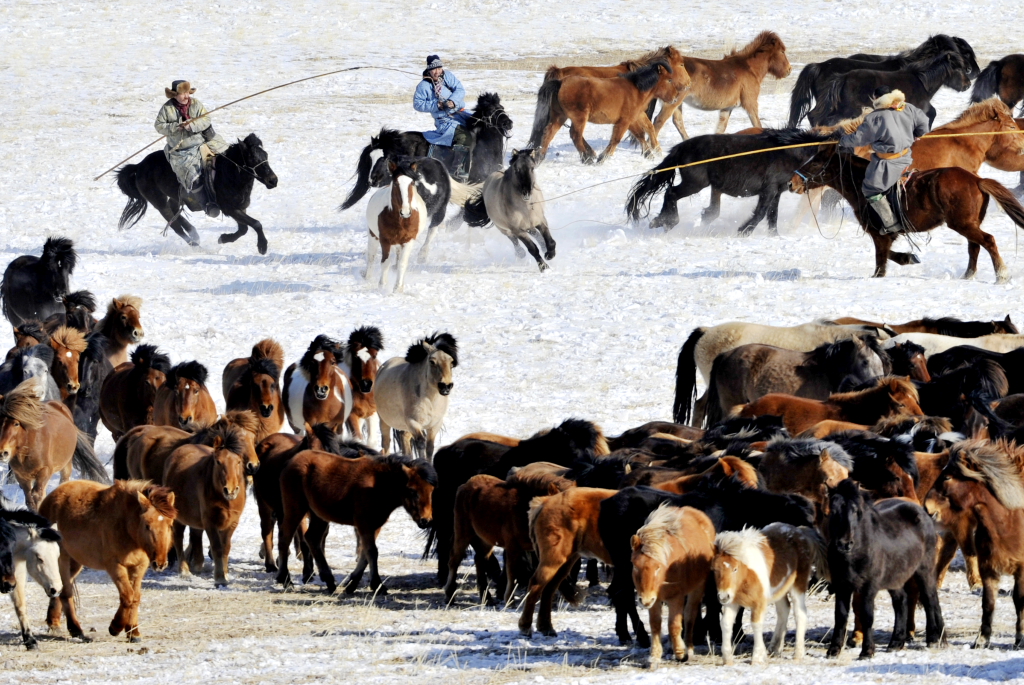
[448,179,482,208]
[789,63,822,127]
[73,430,111,484]
[339,143,377,210]
[979,178,1024,230]
[673,328,705,426]
[702,354,727,429]
[462,191,491,228]
[529,75,562,148]
[115,163,147,230]
[111,434,131,480]
[625,159,678,222]
[970,60,1002,103]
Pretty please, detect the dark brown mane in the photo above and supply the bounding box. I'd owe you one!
[729,30,785,58]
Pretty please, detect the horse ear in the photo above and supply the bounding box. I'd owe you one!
[630,534,642,551]
[388,160,397,172]
[213,435,224,450]
[402,465,415,479]
[511,148,519,156]
[1007,315,1014,323]
[623,463,632,475]
[136,491,151,511]
[165,491,176,507]
[303,422,314,436]
[410,162,418,171]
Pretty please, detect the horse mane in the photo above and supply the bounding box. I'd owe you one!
[621,59,670,92]
[348,326,384,352]
[814,113,869,136]
[828,430,920,485]
[0,494,54,530]
[406,332,458,367]
[371,127,406,151]
[921,316,1012,337]
[206,424,247,458]
[110,294,142,313]
[637,504,697,565]
[900,34,957,63]
[948,439,1024,509]
[0,379,45,429]
[300,335,344,379]
[931,359,1009,401]
[765,437,855,470]
[729,30,784,58]
[41,236,77,273]
[64,290,97,312]
[50,325,87,354]
[81,332,108,363]
[555,418,609,456]
[220,410,261,437]
[629,46,680,69]
[379,453,438,486]
[473,92,502,114]
[714,527,771,593]
[13,321,49,345]
[249,356,280,381]
[506,149,536,198]
[705,415,790,445]
[129,344,171,375]
[506,467,575,495]
[167,360,209,387]
[937,99,1014,130]
[873,413,953,437]
[250,339,285,376]
[116,480,179,518]
[829,375,920,405]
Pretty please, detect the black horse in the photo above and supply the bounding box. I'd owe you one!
[41,290,97,335]
[599,478,815,646]
[808,52,973,127]
[626,127,830,233]
[1,237,76,328]
[929,345,1024,395]
[826,479,945,659]
[340,92,513,210]
[115,133,279,255]
[70,333,113,443]
[789,35,979,127]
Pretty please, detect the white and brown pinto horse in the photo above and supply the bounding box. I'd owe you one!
[282,335,352,435]
[365,157,428,293]
[375,332,457,461]
[343,326,384,448]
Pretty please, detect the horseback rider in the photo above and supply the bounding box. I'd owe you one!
[413,54,472,181]
[154,80,228,218]
[839,86,930,234]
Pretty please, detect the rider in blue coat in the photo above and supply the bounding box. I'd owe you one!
[414,54,472,180]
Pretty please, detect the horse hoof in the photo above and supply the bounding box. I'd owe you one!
[637,634,651,649]
[539,628,558,638]
[129,636,143,644]
[257,241,268,255]
[538,262,549,272]
[24,639,38,651]
[907,254,921,264]
[545,250,556,260]
[519,627,533,638]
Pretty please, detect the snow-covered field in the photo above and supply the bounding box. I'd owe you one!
[3,1,1024,682]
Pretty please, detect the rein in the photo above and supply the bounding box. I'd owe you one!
[217,152,268,181]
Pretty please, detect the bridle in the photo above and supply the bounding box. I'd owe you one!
[217,146,270,181]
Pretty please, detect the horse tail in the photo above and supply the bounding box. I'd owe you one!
[73,430,111,484]
[115,163,147,230]
[673,327,705,426]
[462,191,491,228]
[970,60,1002,103]
[978,178,1024,230]
[529,79,562,148]
[702,353,726,429]
[448,179,482,208]
[788,63,820,127]
[625,153,679,221]
[111,434,131,480]
[801,526,831,583]
[340,143,375,210]
[809,77,844,127]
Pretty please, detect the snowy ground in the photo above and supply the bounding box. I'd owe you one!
[3,1,1024,682]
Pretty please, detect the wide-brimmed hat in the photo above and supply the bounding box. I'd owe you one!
[426,55,443,70]
[165,80,196,99]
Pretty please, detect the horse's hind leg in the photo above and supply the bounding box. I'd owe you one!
[505,232,526,259]
[186,527,205,573]
[715,109,733,134]
[172,522,190,576]
[539,114,568,159]
[671,106,689,141]
[55,557,88,640]
[568,118,597,164]
[149,193,199,246]
[652,172,707,230]
[257,498,278,573]
[379,417,392,454]
[887,587,909,651]
[871,233,895,277]
[738,191,776,236]
[596,120,630,164]
[766,190,782,237]
[1011,568,1024,648]
[305,514,336,592]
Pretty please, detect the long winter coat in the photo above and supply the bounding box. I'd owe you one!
[413,71,471,146]
[154,97,228,188]
[840,101,930,196]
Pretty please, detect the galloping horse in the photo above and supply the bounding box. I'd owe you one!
[152,361,217,431]
[1,237,76,328]
[94,295,145,368]
[117,133,279,254]
[365,157,430,293]
[282,335,352,434]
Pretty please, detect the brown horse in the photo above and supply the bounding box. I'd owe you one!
[47,325,86,402]
[444,468,575,605]
[828,315,1018,337]
[518,487,617,637]
[791,145,1024,282]
[972,55,1024,113]
[632,505,716,665]
[162,425,247,586]
[8,321,48,353]
[758,438,851,521]
[738,376,923,435]
[911,99,1024,174]
[152,361,217,431]
[650,31,792,140]
[95,295,145,368]
[343,326,384,446]
[276,452,436,594]
[39,480,177,642]
[653,456,760,494]
[533,60,688,163]
[99,344,170,441]
[283,335,352,434]
[0,379,109,510]
[222,338,286,442]
[924,439,1024,648]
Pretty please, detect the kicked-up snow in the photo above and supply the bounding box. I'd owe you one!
[2,0,1024,682]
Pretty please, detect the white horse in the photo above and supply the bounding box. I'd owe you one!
[883,332,1024,356]
[365,158,429,293]
[5,515,62,649]
[375,333,458,461]
[0,345,61,402]
[674,321,892,426]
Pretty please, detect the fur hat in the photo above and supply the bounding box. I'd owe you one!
[426,55,443,70]
[872,88,906,110]
[165,80,196,99]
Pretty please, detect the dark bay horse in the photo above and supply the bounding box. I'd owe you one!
[223,339,286,442]
[116,133,278,254]
[98,344,170,441]
[972,54,1024,113]
[791,147,1024,281]
[341,93,512,209]
[1,237,76,328]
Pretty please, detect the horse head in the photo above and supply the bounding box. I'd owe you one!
[300,335,345,401]
[241,133,278,189]
[765,34,792,79]
[48,326,86,396]
[469,92,513,139]
[110,295,144,344]
[12,322,47,350]
[210,428,246,501]
[347,326,384,395]
[648,58,690,104]
[630,528,667,609]
[167,361,209,431]
[40,236,76,302]
[0,378,45,463]
[951,36,981,79]
[249,357,281,419]
[827,478,867,554]
[399,457,436,528]
[62,290,97,332]
[19,526,62,598]
[886,376,924,417]
[405,332,458,396]
[387,156,422,219]
[129,344,170,401]
[938,52,973,92]
[132,484,177,570]
[507,148,537,200]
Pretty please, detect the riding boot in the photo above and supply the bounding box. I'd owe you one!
[868,194,901,235]
[202,168,220,218]
[180,180,206,213]
[451,145,471,183]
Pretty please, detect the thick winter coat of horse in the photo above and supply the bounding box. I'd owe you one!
[1,237,76,328]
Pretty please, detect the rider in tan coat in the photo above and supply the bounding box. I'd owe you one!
[155,80,228,217]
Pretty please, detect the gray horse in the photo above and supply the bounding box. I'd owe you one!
[0,345,61,402]
[463,148,556,271]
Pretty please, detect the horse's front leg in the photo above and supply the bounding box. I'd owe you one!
[740,91,762,129]
[12,562,36,649]
[536,222,556,261]
[514,229,549,272]
[394,243,415,293]
[701,189,722,226]
[871,232,894,277]
[738,192,774,236]
[671,106,689,141]
[653,99,682,138]
[715,109,733,134]
[596,120,630,164]
[766,189,782,237]
[417,221,441,264]
[222,209,268,255]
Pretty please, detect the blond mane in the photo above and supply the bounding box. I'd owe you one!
[829,375,920,404]
[729,31,784,58]
[50,325,87,354]
[0,378,45,430]
[949,439,1024,509]
[715,528,771,597]
[936,98,1015,131]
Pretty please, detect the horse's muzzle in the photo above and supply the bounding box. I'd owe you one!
[67,381,80,394]
[263,173,279,189]
[47,587,60,598]
[259,404,274,418]
[314,386,329,401]
[358,380,373,394]
[834,541,854,554]
[437,382,453,396]
[245,462,260,476]
[224,487,241,501]
[417,517,432,529]
[131,328,144,342]
[0,450,12,463]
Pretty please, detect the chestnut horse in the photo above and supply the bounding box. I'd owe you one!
[791,146,1024,282]
[99,344,170,441]
[94,295,145,368]
[47,325,86,403]
[276,452,437,594]
[631,504,716,664]
[152,361,217,431]
[283,335,352,434]
[652,455,760,494]
[0,378,109,510]
[39,480,177,642]
[162,425,247,586]
[828,314,1018,337]
[533,59,688,163]
[649,31,792,140]
[738,376,923,435]
[343,326,384,447]
[222,338,286,442]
